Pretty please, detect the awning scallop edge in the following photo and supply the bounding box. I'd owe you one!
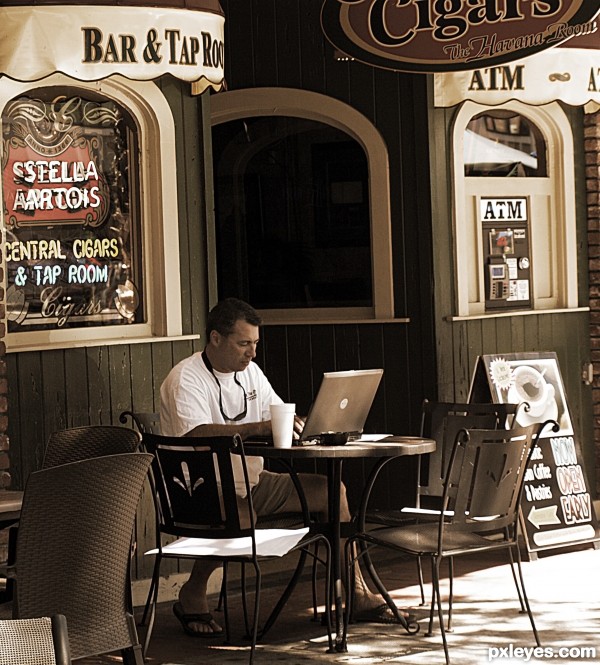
[0,3,225,95]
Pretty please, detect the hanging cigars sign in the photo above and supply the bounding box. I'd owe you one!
[321,0,600,73]
[0,5,225,93]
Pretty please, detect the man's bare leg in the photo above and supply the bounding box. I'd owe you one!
[177,560,223,635]
[279,473,408,619]
[176,495,254,635]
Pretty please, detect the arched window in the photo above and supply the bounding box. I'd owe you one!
[210,88,394,322]
[452,101,578,317]
[0,74,182,350]
[464,110,547,178]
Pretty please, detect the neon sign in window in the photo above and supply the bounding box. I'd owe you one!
[2,90,144,331]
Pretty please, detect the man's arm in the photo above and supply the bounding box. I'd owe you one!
[185,415,304,439]
[185,420,272,439]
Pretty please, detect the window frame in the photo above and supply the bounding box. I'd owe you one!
[0,74,183,351]
[209,87,394,322]
[452,100,578,318]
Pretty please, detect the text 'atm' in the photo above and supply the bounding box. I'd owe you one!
[481,197,531,311]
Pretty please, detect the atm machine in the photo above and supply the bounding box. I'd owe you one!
[481,196,532,311]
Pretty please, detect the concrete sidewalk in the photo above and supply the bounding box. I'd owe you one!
[78,544,600,665]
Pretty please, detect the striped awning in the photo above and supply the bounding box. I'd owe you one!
[0,1,225,94]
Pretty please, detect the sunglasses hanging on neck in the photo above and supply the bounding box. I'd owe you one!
[202,350,248,422]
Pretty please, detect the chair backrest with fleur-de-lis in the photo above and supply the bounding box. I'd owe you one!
[142,432,248,540]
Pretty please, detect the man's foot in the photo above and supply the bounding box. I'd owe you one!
[173,602,223,637]
[353,603,415,624]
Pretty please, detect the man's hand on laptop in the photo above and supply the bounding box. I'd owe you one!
[293,415,305,440]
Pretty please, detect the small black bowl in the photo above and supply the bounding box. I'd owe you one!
[319,432,350,446]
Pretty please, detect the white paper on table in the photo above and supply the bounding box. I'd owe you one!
[353,433,393,442]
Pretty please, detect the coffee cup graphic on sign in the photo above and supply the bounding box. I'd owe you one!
[509,365,558,422]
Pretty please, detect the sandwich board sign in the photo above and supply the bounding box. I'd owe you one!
[469,352,600,558]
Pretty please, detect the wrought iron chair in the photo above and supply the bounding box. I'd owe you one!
[141,432,333,664]
[0,615,71,665]
[10,453,153,664]
[120,410,321,628]
[360,400,523,606]
[344,421,556,664]
[119,410,162,435]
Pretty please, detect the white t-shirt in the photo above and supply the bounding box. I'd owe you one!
[160,351,282,495]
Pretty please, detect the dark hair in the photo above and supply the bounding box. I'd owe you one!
[206,298,262,339]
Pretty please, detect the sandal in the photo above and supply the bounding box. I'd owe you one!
[353,603,416,624]
[173,601,224,638]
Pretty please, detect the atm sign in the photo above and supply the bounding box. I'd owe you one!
[480,197,527,222]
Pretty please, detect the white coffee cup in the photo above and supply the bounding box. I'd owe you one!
[512,365,554,417]
[270,403,296,448]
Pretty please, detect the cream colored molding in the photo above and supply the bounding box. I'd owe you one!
[210,87,394,320]
[452,100,577,317]
[0,74,182,349]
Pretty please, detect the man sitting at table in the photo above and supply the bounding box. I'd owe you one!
[160,297,409,636]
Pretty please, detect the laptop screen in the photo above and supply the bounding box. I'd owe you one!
[300,368,384,442]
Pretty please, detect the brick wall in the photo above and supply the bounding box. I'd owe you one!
[586,108,600,496]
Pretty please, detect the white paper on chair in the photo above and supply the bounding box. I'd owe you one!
[145,527,310,558]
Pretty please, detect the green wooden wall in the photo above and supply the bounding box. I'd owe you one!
[5,0,595,585]
[429,102,595,481]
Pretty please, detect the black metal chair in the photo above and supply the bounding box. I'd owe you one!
[10,453,153,664]
[0,615,71,665]
[360,400,523,606]
[141,432,333,664]
[120,408,321,630]
[344,421,556,664]
[119,410,162,435]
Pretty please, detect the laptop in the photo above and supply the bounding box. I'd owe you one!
[299,368,384,444]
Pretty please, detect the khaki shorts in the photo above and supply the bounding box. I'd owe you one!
[251,469,297,516]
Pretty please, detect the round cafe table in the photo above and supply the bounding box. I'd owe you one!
[245,436,436,652]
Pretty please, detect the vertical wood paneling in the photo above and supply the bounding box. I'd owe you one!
[260,326,289,398]
[41,349,67,441]
[14,353,44,485]
[285,325,314,411]
[333,325,360,370]
[323,46,351,102]
[453,321,470,402]
[297,0,326,91]
[129,344,155,414]
[381,324,413,432]
[171,339,195,368]
[309,326,336,382]
[64,349,90,426]
[358,325,385,430]
[221,0,256,86]
[107,345,132,422]
[86,347,111,424]
[251,0,278,87]
[151,342,178,411]
[496,316,512,353]
[273,0,302,86]
[510,315,526,351]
